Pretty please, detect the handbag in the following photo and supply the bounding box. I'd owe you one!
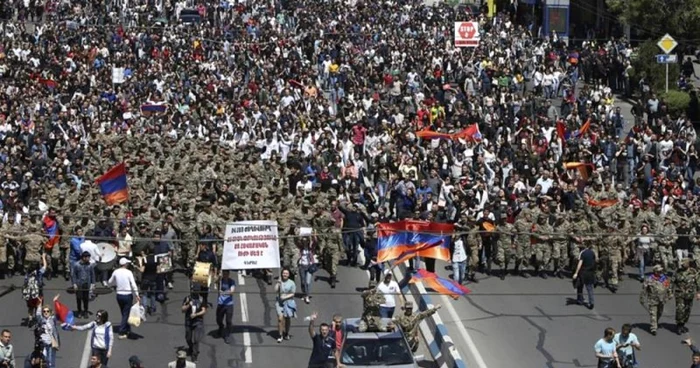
[50,336,59,350]
[308,264,319,274]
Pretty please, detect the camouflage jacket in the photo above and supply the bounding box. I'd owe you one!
[672,268,700,299]
[640,273,672,306]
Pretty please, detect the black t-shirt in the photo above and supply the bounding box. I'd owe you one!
[142,255,157,281]
[579,248,596,272]
[308,333,335,365]
[183,297,205,327]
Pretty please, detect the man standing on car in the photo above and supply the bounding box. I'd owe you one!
[308,313,341,368]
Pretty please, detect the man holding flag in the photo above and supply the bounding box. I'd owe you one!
[42,208,61,280]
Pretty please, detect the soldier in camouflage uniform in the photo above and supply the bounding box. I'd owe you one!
[655,216,677,271]
[691,217,700,266]
[514,210,533,278]
[604,221,629,293]
[532,213,552,279]
[551,213,569,279]
[393,302,441,352]
[494,213,516,280]
[569,207,591,272]
[360,280,387,332]
[465,218,482,283]
[311,205,339,288]
[640,265,672,335]
[672,259,700,334]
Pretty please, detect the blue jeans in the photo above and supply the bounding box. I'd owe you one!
[343,232,364,264]
[379,306,395,318]
[43,346,57,368]
[298,265,313,297]
[638,250,647,278]
[44,345,56,368]
[452,261,467,284]
[141,279,157,313]
[116,294,133,336]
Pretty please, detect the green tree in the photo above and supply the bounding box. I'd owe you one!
[630,40,680,93]
[606,0,700,41]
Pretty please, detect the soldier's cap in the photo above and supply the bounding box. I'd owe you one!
[402,302,414,310]
[652,265,663,272]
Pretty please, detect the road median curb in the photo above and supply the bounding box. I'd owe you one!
[392,264,467,368]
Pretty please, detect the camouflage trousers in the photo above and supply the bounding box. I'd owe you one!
[551,242,568,272]
[693,245,700,267]
[45,247,69,276]
[323,245,341,277]
[654,245,673,270]
[596,251,609,282]
[467,246,480,277]
[495,243,515,266]
[533,243,551,270]
[515,240,532,267]
[648,303,665,332]
[608,253,623,287]
[676,297,695,325]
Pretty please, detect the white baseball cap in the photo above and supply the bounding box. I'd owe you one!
[119,258,131,266]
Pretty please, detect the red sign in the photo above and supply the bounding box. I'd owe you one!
[454,22,480,47]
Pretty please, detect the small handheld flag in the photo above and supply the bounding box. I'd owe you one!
[43,216,60,251]
[54,300,74,328]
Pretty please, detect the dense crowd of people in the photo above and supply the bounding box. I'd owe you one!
[0,0,697,365]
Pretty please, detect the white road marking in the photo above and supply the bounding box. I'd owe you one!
[238,272,245,286]
[79,327,92,368]
[240,292,252,363]
[441,294,488,368]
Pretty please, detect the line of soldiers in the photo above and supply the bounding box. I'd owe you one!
[453,199,698,293]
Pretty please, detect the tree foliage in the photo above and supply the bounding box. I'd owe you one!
[630,40,680,93]
[607,0,700,41]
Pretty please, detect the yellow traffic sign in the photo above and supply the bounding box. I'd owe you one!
[657,34,678,54]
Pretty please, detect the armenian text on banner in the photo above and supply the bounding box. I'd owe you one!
[222,220,280,270]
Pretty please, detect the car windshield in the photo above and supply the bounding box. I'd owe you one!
[341,336,414,366]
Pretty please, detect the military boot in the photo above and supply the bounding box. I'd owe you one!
[486,260,492,276]
[500,262,508,280]
[330,275,337,289]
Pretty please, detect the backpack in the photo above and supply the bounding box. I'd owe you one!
[23,274,41,301]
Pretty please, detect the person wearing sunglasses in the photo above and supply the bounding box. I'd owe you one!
[34,295,60,368]
[66,310,113,367]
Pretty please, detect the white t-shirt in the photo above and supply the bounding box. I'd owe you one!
[377,280,400,308]
[80,241,103,265]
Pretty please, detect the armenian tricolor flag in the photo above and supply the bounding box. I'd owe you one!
[140,104,168,116]
[564,162,594,180]
[389,239,444,268]
[377,220,453,263]
[43,215,60,251]
[588,199,619,208]
[96,163,129,205]
[54,299,74,329]
[410,269,471,299]
[415,129,453,140]
[452,124,482,141]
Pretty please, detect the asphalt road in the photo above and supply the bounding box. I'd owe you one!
[0,263,435,368]
[433,264,697,368]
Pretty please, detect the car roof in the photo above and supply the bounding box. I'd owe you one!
[343,318,405,339]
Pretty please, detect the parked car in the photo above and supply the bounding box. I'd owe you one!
[340,318,425,368]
